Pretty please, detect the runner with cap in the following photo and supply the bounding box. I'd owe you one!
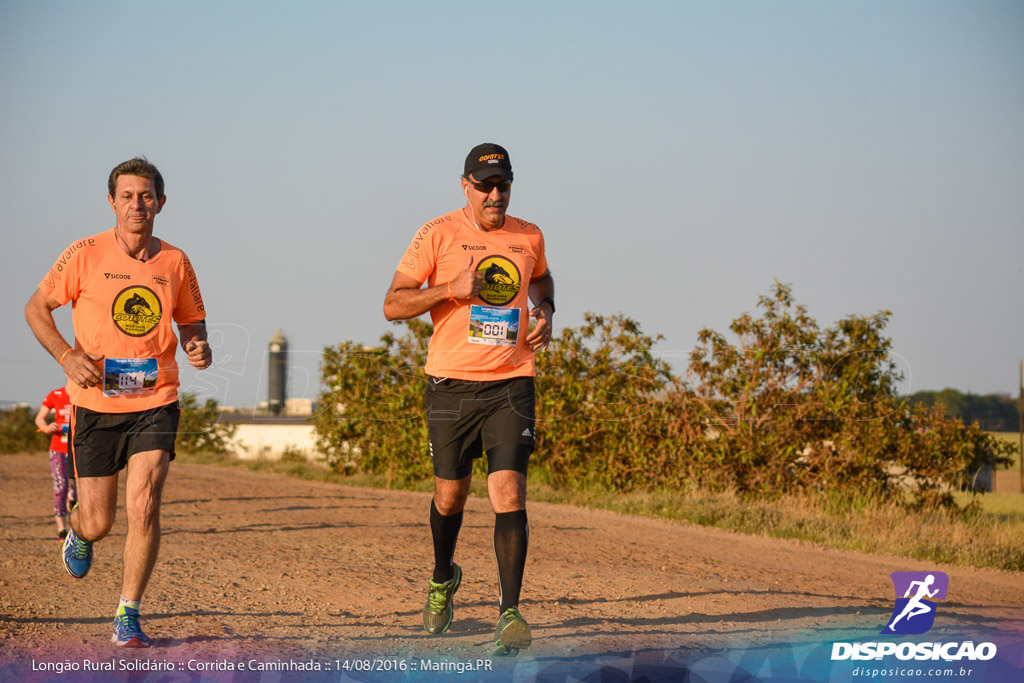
[383,143,556,656]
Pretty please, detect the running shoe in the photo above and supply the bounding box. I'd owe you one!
[111,606,151,648]
[422,563,462,635]
[491,606,532,656]
[58,529,68,541]
[61,528,92,578]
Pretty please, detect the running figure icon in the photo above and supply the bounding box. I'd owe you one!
[887,574,939,630]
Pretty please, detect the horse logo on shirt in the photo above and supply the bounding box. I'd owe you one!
[112,286,163,336]
[485,262,515,286]
[124,292,155,317]
[477,255,521,306]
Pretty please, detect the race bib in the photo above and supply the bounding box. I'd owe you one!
[468,305,520,347]
[103,358,158,397]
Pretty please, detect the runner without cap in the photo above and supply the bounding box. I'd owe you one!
[24,157,212,648]
[34,384,76,541]
[383,142,556,656]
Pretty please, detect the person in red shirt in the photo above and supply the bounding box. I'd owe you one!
[25,157,212,649]
[35,385,76,540]
[384,143,555,656]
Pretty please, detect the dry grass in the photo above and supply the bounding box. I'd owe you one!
[178,450,1024,573]
[526,485,1024,572]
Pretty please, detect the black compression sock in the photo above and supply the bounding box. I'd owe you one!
[430,498,463,583]
[494,509,529,613]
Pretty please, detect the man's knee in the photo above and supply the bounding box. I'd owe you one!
[488,470,527,513]
[75,502,116,540]
[434,476,471,515]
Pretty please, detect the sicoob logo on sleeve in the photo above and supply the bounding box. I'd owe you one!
[477,256,521,306]
[112,286,162,336]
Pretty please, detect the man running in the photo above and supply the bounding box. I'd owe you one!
[24,157,211,648]
[383,143,555,656]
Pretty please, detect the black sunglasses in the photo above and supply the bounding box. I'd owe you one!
[469,179,512,193]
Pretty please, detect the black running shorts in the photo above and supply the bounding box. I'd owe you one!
[425,376,535,480]
[70,401,179,478]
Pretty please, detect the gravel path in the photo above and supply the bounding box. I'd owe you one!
[2,453,1022,681]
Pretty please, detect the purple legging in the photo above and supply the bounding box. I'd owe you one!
[48,450,75,517]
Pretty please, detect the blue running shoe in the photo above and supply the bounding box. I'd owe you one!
[62,528,93,578]
[111,606,151,648]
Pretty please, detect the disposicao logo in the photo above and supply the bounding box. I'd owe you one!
[882,571,949,635]
[830,570,997,663]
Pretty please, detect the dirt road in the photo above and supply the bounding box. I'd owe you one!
[1,453,1022,681]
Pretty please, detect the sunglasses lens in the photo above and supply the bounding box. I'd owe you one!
[474,181,511,193]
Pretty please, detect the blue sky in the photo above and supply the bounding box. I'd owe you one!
[2,1,1022,407]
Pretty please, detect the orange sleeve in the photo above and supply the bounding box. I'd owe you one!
[395,223,440,285]
[38,240,85,306]
[173,252,206,324]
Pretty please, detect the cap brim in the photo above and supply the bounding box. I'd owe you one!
[467,168,513,182]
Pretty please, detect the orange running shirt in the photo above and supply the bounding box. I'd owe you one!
[41,387,72,453]
[396,208,548,381]
[38,229,206,413]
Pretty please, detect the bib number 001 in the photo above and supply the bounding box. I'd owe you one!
[468,305,520,347]
[482,321,508,338]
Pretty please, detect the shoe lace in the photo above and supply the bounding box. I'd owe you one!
[71,537,90,561]
[427,585,447,612]
[115,610,143,637]
[501,606,522,623]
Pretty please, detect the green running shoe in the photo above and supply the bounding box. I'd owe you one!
[422,563,462,635]
[491,606,532,656]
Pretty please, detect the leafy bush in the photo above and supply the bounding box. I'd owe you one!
[176,392,238,454]
[686,282,1015,507]
[533,312,700,491]
[313,283,1014,510]
[315,319,432,487]
[0,406,49,454]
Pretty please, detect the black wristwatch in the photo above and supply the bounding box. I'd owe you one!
[538,297,555,314]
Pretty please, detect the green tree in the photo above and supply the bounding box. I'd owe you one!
[908,389,1019,431]
[312,284,1014,510]
[686,282,1014,506]
[176,392,238,454]
[315,319,433,487]
[0,406,50,454]
[534,312,700,491]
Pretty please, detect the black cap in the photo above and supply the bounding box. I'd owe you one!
[464,143,513,182]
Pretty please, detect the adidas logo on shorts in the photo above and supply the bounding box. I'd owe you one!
[521,428,533,439]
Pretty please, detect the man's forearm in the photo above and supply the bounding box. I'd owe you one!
[178,320,208,350]
[528,272,555,310]
[25,293,71,362]
[384,284,450,321]
[179,321,206,342]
